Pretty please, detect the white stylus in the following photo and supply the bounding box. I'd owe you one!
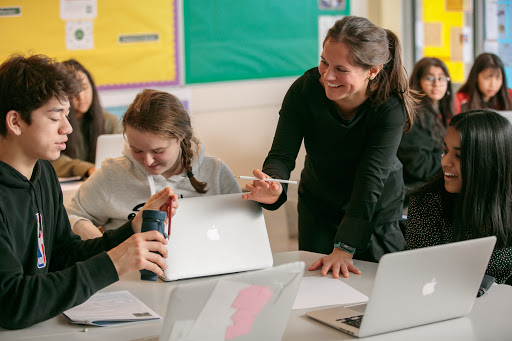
[235,176,297,184]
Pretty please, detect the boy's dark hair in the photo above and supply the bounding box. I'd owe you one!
[0,54,81,136]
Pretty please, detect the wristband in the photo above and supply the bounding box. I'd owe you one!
[334,241,356,254]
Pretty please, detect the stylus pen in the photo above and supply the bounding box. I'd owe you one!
[235,176,297,184]
[167,197,172,238]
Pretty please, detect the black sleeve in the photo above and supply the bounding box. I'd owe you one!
[398,124,442,184]
[0,164,134,329]
[334,98,406,249]
[261,78,306,210]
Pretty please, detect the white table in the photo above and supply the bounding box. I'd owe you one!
[1,251,512,340]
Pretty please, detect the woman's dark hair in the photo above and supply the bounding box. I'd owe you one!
[458,53,512,111]
[123,89,207,194]
[410,57,454,126]
[415,110,512,248]
[324,15,418,132]
[61,59,104,162]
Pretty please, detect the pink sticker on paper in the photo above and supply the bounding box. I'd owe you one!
[225,285,273,340]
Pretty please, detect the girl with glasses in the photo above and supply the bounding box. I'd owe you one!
[456,53,512,113]
[398,57,454,206]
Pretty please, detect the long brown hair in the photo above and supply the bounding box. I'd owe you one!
[458,53,512,111]
[409,57,454,126]
[62,59,104,162]
[324,16,417,131]
[123,89,207,193]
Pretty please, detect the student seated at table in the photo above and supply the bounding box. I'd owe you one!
[67,89,241,240]
[405,110,512,283]
[455,53,512,114]
[51,59,122,178]
[0,54,179,329]
[398,57,454,206]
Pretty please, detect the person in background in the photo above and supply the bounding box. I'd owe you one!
[406,110,512,283]
[0,54,177,329]
[67,89,241,240]
[398,57,454,206]
[455,53,512,114]
[51,59,122,178]
[243,16,417,278]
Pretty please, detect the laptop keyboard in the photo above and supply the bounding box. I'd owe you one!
[336,315,363,328]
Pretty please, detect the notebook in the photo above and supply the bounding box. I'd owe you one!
[94,134,125,169]
[307,236,497,338]
[158,261,305,341]
[159,193,273,281]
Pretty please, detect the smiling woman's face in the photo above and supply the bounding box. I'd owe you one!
[441,126,462,193]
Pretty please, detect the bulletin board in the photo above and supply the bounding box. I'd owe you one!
[0,0,179,90]
[183,0,350,84]
[415,0,473,83]
[483,0,512,88]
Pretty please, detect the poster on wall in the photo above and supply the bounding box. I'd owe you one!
[484,0,512,88]
[0,0,180,90]
[415,0,473,83]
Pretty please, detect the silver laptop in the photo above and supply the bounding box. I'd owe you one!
[495,110,512,123]
[160,193,273,281]
[158,261,304,341]
[307,236,496,338]
[94,134,125,169]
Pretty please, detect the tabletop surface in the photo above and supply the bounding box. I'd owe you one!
[2,251,512,341]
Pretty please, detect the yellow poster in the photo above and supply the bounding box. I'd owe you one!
[0,0,179,89]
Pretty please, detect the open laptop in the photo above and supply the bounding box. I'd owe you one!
[307,236,496,338]
[159,193,273,281]
[94,134,125,169]
[157,261,305,341]
[495,110,512,123]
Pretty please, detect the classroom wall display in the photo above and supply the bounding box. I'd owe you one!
[183,0,350,84]
[483,0,512,88]
[0,0,180,90]
[415,0,473,83]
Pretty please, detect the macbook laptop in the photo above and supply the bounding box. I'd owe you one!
[495,110,512,123]
[307,236,496,338]
[94,134,125,169]
[158,261,305,341]
[160,193,273,281]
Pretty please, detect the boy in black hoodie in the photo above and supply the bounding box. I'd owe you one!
[0,54,177,329]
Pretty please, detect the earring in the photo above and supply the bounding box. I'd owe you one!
[368,76,372,81]
[446,90,451,96]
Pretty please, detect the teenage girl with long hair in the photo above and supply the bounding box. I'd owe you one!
[67,89,241,239]
[406,110,512,283]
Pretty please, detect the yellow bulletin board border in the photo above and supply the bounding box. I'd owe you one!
[0,1,180,90]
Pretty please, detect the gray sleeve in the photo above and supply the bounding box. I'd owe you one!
[66,166,113,228]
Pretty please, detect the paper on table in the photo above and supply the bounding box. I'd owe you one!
[292,275,368,309]
[62,290,161,327]
[58,176,82,183]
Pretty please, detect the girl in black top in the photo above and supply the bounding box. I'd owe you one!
[243,16,417,278]
[398,57,454,204]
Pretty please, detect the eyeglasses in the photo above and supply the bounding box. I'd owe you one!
[423,75,450,84]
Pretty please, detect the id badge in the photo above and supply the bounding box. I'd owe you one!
[36,213,46,269]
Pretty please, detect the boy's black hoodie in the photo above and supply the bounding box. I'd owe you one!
[0,159,133,329]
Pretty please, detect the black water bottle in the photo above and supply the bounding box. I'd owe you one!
[139,210,167,281]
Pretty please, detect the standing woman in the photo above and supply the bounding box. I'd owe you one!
[243,16,416,277]
[51,59,122,177]
[455,53,512,113]
[405,110,512,283]
[398,57,454,203]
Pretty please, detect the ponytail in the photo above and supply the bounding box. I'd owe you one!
[370,30,416,132]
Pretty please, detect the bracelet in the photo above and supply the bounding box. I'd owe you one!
[334,241,356,254]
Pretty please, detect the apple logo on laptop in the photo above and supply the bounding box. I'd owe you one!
[207,225,221,241]
[422,277,437,296]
